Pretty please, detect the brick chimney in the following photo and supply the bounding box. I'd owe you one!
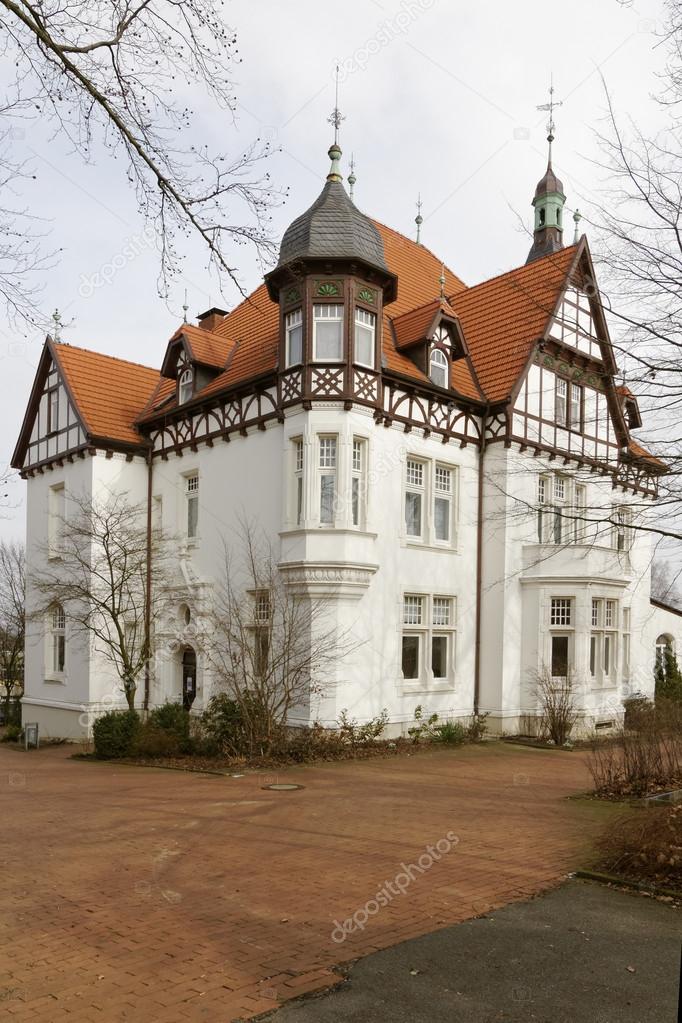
[197,307,228,332]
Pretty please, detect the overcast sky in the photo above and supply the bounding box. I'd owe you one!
[0,0,668,541]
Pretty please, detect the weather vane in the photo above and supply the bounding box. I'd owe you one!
[348,153,357,200]
[328,64,345,145]
[537,74,563,155]
[415,193,423,244]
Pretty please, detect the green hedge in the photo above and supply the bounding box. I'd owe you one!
[93,709,140,759]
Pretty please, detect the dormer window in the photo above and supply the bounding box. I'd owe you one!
[285,308,303,367]
[429,348,449,389]
[354,308,375,368]
[178,368,194,404]
[313,304,343,361]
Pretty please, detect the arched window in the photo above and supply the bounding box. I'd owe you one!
[429,348,449,389]
[178,368,193,404]
[539,208,546,226]
[656,634,673,666]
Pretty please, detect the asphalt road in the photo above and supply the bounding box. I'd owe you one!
[262,881,681,1023]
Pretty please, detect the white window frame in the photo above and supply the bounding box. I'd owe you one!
[404,456,458,548]
[590,597,619,686]
[555,377,568,426]
[433,464,454,544]
[401,593,456,689]
[318,435,337,525]
[285,308,303,367]
[50,604,66,677]
[612,505,631,552]
[404,458,426,540]
[313,303,344,362]
[48,482,65,559]
[185,472,199,539]
[178,368,194,404]
[354,308,375,368]
[293,437,304,526]
[351,437,367,528]
[429,347,449,389]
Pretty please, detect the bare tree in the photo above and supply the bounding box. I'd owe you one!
[204,524,360,755]
[532,668,579,745]
[31,491,174,710]
[651,558,682,609]
[0,0,281,316]
[0,539,25,721]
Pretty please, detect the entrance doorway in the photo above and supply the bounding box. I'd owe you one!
[182,647,197,710]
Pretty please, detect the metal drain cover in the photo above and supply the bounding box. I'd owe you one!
[262,783,304,791]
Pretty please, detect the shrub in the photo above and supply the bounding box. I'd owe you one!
[655,648,682,702]
[594,803,682,891]
[2,723,21,743]
[465,713,489,742]
[534,670,578,746]
[148,702,190,740]
[434,720,466,745]
[588,697,682,797]
[201,693,248,756]
[623,694,654,732]
[337,708,388,747]
[408,705,439,743]
[93,709,140,759]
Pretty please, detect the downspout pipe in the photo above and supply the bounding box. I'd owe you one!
[474,408,489,717]
[143,445,153,712]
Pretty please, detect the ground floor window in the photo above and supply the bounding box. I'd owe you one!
[50,604,66,674]
[401,594,456,686]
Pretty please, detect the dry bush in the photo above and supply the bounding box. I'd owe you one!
[595,803,682,891]
[533,670,578,746]
[588,698,682,797]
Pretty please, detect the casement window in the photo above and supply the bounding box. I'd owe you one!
[285,308,303,367]
[313,304,344,361]
[555,377,583,430]
[537,476,548,542]
[404,458,425,539]
[251,591,271,678]
[178,368,193,404]
[555,377,568,425]
[401,594,456,685]
[574,484,587,543]
[622,608,631,678]
[433,465,453,542]
[48,482,65,557]
[590,597,619,684]
[351,438,367,528]
[293,438,304,526]
[429,348,449,389]
[47,387,59,433]
[318,436,337,525]
[612,505,631,552]
[549,598,573,678]
[51,604,66,674]
[404,457,458,546]
[185,473,199,538]
[570,383,583,430]
[354,308,375,367]
[552,475,567,544]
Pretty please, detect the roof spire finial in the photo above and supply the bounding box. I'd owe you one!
[573,207,582,244]
[348,153,357,200]
[536,73,563,165]
[439,264,446,300]
[326,65,345,183]
[51,308,63,342]
[415,193,423,244]
[182,289,189,322]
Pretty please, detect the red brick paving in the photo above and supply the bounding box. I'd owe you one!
[0,742,607,1021]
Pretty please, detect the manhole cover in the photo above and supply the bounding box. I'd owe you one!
[262,783,304,792]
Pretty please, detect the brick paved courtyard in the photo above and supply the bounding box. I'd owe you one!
[0,742,611,1022]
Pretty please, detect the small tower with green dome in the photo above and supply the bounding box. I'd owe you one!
[526,82,567,263]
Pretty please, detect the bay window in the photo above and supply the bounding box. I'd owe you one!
[351,438,367,528]
[313,304,343,361]
[293,438,304,526]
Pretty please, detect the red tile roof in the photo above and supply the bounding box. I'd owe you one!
[628,438,666,470]
[53,342,158,447]
[392,298,458,350]
[450,245,579,403]
[169,323,232,369]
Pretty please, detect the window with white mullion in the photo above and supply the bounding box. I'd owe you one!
[401,594,456,684]
[318,436,337,525]
[354,308,375,368]
[351,437,367,528]
[185,473,199,538]
[51,604,66,674]
[590,597,619,685]
[404,458,425,539]
[313,304,344,361]
[433,465,453,543]
[293,438,304,526]
[401,594,424,680]
[431,597,455,681]
[285,308,303,367]
[178,368,194,404]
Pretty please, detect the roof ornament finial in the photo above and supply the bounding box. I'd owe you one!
[536,73,563,164]
[573,208,582,244]
[439,264,446,300]
[415,193,423,244]
[326,65,345,183]
[182,288,189,322]
[51,308,63,342]
[348,153,357,200]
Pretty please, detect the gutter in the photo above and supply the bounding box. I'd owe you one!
[143,446,153,712]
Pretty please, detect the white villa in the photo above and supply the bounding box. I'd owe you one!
[13,128,682,739]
